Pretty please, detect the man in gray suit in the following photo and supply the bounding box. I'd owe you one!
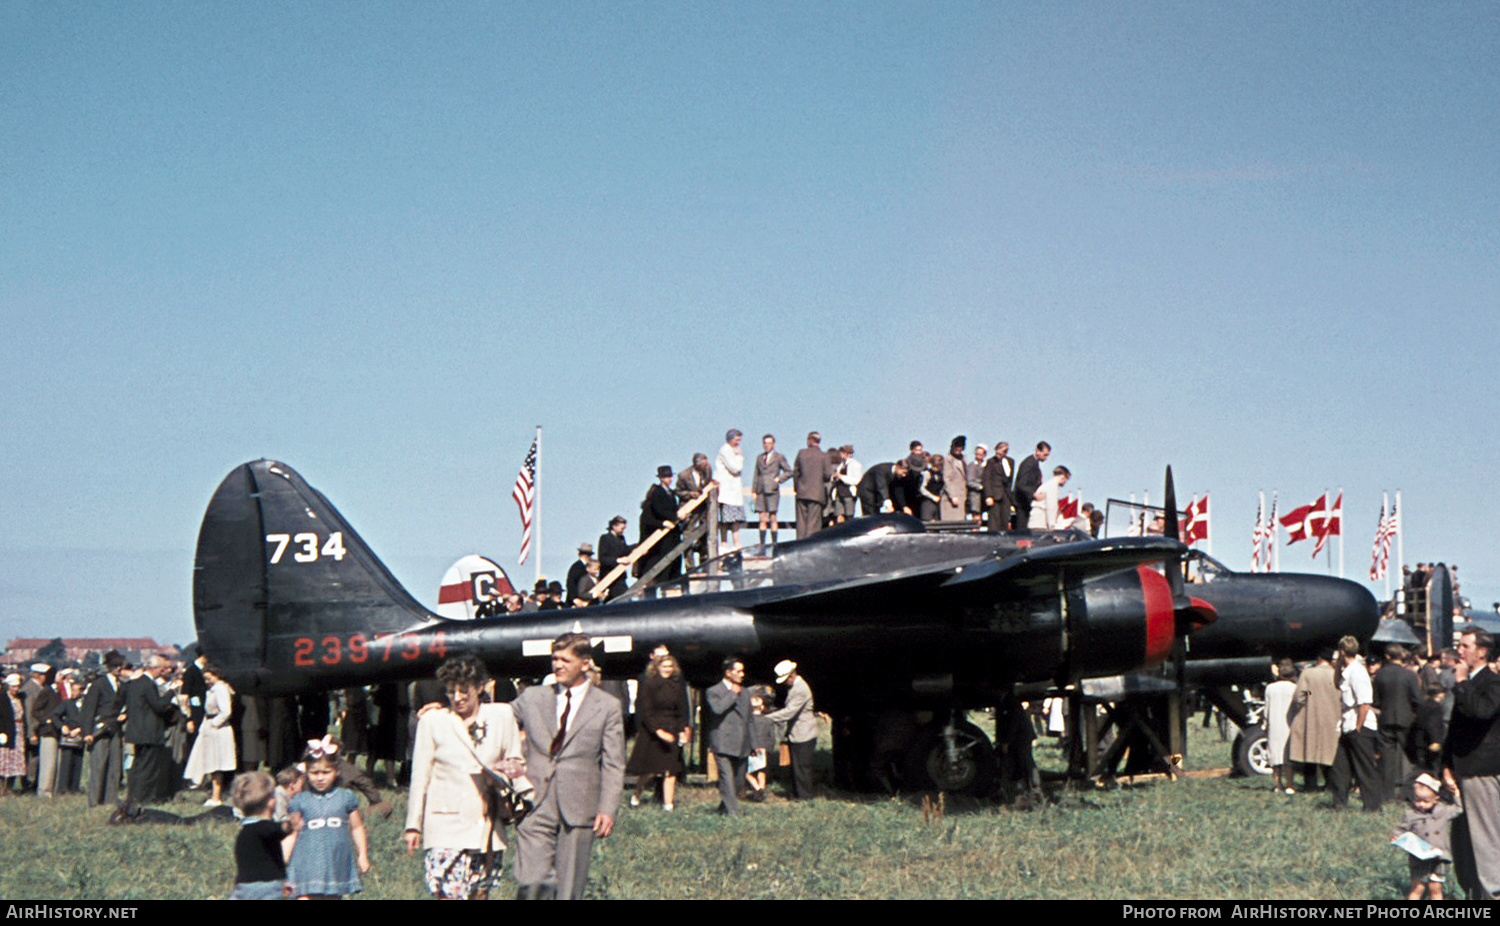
[512,633,626,900]
[704,656,752,815]
[792,432,830,539]
[752,434,793,547]
[763,660,818,800]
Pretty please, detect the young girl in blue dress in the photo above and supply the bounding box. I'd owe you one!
[286,737,370,899]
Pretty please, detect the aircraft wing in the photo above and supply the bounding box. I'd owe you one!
[940,536,1186,589]
[750,535,1185,619]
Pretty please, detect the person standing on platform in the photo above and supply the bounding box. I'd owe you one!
[983,441,1016,532]
[752,434,792,547]
[792,432,829,539]
[596,516,633,601]
[1013,441,1051,529]
[714,429,746,553]
[940,437,968,522]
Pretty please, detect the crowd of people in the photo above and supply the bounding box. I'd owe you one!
[1262,629,1500,900]
[548,431,1097,603]
[3,633,821,900]
[0,652,240,808]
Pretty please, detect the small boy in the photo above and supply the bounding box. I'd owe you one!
[229,771,297,900]
[1412,684,1447,776]
[745,688,775,802]
[1391,772,1462,900]
[272,765,305,823]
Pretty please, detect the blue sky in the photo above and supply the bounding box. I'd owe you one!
[3,2,1497,646]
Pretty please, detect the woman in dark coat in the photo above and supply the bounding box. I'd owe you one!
[625,654,690,810]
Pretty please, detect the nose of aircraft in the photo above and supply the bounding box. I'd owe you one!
[1281,575,1381,653]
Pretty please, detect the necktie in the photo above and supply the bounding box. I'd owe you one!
[550,689,571,758]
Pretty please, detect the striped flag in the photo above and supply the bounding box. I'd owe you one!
[512,439,538,565]
[1251,494,1266,573]
[1265,493,1278,570]
[1369,498,1398,580]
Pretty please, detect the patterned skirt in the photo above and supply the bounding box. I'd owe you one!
[718,503,745,523]
[424,848,504,900]
[0,744,23,778]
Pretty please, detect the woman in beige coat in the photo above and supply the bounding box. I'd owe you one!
[1287,651,1340,791]
[404,655,525,900]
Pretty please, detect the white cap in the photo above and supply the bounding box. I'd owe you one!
[774,660,797,684]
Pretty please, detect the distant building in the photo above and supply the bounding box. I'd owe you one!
[4,637,178,668]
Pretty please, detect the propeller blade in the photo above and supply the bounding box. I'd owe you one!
[1164,465,1180,542]
[1160,465,1214,635]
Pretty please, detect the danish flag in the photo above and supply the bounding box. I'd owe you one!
[1182,494,1209,545]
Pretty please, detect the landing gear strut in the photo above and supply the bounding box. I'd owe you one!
[902,715,997,795]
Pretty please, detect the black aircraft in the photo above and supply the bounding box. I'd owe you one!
[193,460,1373,790]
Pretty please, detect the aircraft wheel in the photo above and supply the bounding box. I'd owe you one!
[903,718,996,795]
[1232,726,1272,777]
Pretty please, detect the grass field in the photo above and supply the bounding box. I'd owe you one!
[0,725,1416,901]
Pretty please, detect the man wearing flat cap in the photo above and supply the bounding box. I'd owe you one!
[566,542,594,608]
[762,660,818,800]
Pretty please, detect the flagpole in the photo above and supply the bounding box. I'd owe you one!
[1337,485,1344,580]
[1323,486,1331,574]
[1254,491,1264,573]
[1272,490,1280,573]
[1205,491,1213,557]
[1395,489,1405,606]
[533,425,542,585]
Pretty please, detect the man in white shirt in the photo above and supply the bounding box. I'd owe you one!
[1330,634,1383,811]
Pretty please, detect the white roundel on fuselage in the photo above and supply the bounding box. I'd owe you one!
[436,554,515,620]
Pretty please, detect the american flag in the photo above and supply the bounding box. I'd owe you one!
[1251,495,1266,572]
[512,440,537,565]
[1264,493,1278,570]
[1369,498,1398,580]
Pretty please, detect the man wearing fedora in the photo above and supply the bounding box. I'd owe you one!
[762,659,818,800]
[638,465,682,591]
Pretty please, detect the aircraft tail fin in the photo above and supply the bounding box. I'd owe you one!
[193,460,434,693]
